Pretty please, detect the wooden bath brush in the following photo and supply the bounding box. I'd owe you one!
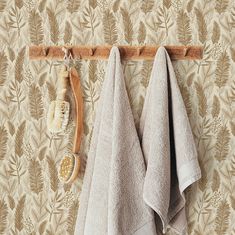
[59,68,84,184]
[59,154,81,183]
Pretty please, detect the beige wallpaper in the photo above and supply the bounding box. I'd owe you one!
[0,0,235,234]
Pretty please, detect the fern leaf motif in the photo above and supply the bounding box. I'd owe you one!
[47,156,59,192]
[195,7,207,44]
[215,200,230,235]
[194,81,207,118]
[29,84,44,120]
[0,199,8,235]
[103,10,118,44]
[15,195,26,232]
[215,52,230,88]
[0,126,8,160]
[15,47,26,83]
[46,81,56,102]
[120,7,133,44]
[64,21,72,44]
[212,95,220,118]
[0,52,8,86]
[29,10,44,45]
[47,8,59,44]
[15,121,26,158]
[177,10,192,45]
[212,169,220,192]
[212,21,220,44]
[215,126,230,162]
[29,159,44,194]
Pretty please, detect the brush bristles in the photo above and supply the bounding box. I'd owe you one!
[59,155,81,183]
[47,100,70,133]
[47,66,70,133]
[59,155,74,182]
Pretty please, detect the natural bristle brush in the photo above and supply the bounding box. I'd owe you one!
[59,154,81,183]
[59,68,83,184]
[47,64,70,133]
[58,58,84,184]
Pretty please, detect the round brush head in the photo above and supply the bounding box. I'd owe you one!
[59,154,80,184]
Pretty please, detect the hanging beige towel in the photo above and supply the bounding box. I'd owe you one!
[75,46,201,235]
[75,46,157,235]
[139,46,201,235]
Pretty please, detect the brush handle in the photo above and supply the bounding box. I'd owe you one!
[69,68,84,154]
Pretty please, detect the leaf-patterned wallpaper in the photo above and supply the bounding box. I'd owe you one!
[0,0,235,234]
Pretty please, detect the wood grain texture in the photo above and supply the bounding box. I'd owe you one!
[69,68,83,154]
[29,45,203,60]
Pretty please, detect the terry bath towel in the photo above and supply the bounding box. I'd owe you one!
[139,47,201,234]
[75,46,157,235]
[75,46,201,235]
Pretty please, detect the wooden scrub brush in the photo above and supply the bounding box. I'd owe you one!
[58,68,84,184]
[59,154,81,183]
[47,65,70,133]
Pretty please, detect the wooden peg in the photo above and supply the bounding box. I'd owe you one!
[29,45,203,60]
[89,48,94,56]
[43,47,49,56]
[183,47,189,57]
[69,48,74,59]
[137,46,144,56]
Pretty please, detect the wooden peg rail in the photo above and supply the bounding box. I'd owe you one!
[29,45,203,61]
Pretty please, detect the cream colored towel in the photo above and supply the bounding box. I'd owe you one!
[75,46,157,235]
[139,47,201,234]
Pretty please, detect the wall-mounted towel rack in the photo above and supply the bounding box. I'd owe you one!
[29,45,203,61]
